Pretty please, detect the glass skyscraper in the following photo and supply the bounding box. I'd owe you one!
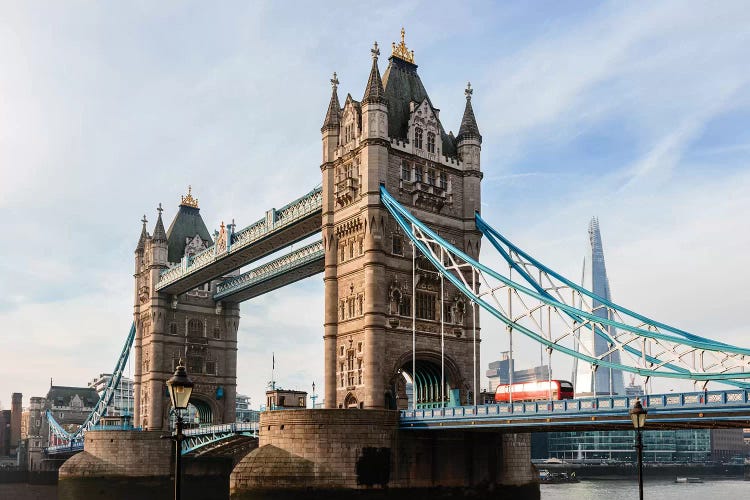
[572,217,625,396]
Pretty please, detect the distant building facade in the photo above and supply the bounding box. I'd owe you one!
[486,352,550,391]
[44,386,99,446]
[265,389,307,410]
[88,373,133,416]
[236,394,259,422]
[0,409,10,456]
[547,428,745,463]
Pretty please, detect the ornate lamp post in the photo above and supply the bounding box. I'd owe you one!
[166,362,194,500]
[629,398,648,500]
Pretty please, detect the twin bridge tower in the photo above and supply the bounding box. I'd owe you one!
[133,33,483,429]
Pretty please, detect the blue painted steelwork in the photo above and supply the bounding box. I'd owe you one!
[45,441,84,456]
[399,389,750,430]
[379,186,750,384]
[214,240,324,301]
[157,187,322,290]
[182,422,259,454]
[46,323,136,447]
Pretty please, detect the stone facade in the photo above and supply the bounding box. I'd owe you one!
[321,34,483,410]
[231,409,539,499]
[133,198,239,431]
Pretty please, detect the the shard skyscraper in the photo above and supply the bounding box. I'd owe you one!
[572,217,625,396]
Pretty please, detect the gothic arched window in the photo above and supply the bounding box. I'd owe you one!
[427,132,435,153]
[169,323,178,335]
[414,127,423,149]
[188,319,203,337]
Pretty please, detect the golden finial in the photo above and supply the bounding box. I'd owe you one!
[180,185,199,208]
[391,27,415,64]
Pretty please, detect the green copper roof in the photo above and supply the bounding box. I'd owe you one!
[166,205,213,263]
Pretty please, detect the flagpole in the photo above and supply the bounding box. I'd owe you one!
[272,352,276,391]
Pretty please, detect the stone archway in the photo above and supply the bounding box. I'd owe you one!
[388,352,464,410]
[344,392,358,409]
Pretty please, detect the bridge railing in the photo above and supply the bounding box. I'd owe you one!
[214,240,324,299]
[400,390,750,422]
[183,422,259,436]
[157,187,322,289]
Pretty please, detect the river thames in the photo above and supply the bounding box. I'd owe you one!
[1,479,748,499]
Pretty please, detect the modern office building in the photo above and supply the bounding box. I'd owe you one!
[486,352,550,391]
[88,373,133,416]
[547,428,744,463]
[572,218,625,397]
[236,394,260,423]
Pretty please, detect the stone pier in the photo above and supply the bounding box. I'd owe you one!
[231,409,539,499]
[58,430,235,500]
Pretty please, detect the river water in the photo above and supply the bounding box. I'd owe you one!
[1,479,748,499]
[541,478,749,499]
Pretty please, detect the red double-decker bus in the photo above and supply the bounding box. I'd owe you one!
[494,380,574,402]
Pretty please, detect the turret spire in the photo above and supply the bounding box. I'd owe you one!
[363,42,386,105]
[457,81,481,143]
[135,214,148,253]
[152,203,167,242]
[321,72,341,131]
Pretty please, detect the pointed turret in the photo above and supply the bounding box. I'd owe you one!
[321,72,341,132]
[135,215,149,253]
[152,203,167,242]
[457,82,482,143]
[362,42,386,105]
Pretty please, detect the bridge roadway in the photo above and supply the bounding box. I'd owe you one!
[156,188,322,296]
[400,389,750,432]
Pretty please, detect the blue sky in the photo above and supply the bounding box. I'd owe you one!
[1,1,749,409]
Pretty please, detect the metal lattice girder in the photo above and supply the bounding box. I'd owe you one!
[157,187,323,294]
[380,186,750,386]
[46,322,136,444]
[182,423,259,455]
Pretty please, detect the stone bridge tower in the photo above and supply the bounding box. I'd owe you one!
[133,189,239,430]
[321,31,483,410]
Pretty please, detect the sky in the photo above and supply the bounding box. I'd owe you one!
[1,0,749,411]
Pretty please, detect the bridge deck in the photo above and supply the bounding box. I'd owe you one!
[400,390,750,432]
[214,240,324,302]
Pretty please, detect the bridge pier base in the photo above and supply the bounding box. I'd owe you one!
[57,430,235,500]
[230,410,539,499]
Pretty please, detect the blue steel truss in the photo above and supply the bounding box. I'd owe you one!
[380,186,750,386]
[182,422,259,454]
[46,323,136,444]
[157,187,322,290]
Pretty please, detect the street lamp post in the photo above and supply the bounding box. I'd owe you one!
[166,362,194,500]
[629,398,648,500]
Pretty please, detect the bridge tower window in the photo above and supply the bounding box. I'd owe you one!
[416,292,436,320]
[169,323,178,335]
[427,132,435,153]
[188,319,203,337]
[346,349,356,386]
[392,235,403,256]
[415,167,423,183]
[401,161,411,181]
[427,169,435,185]
[414,127,423,149]
[439,172,447,190]
[399,295,411,316]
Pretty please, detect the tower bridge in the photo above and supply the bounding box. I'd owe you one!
[50,30,750,499]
